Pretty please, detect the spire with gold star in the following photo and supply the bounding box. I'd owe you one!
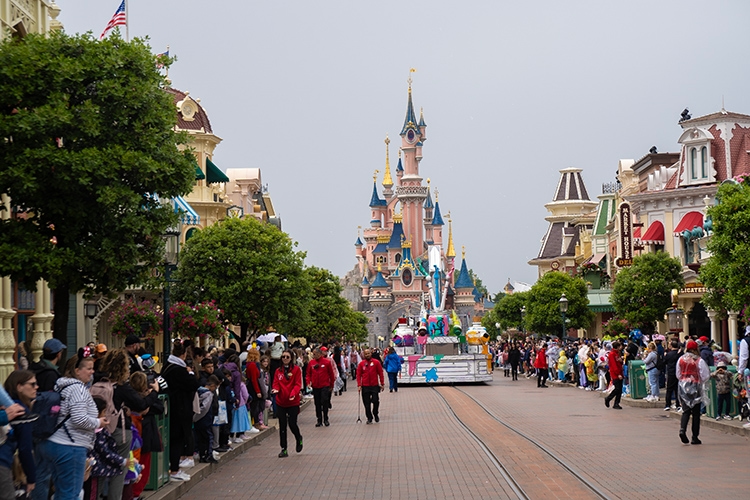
[382,135,393,188]
[446,214,455,257]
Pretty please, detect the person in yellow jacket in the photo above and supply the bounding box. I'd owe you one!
[557,351,568,381]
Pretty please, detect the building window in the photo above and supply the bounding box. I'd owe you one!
[700,147,707,178]
[690,148,697,179]
[395,253,401,264]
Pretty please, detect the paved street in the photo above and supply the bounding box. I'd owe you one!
[180,374,750,500]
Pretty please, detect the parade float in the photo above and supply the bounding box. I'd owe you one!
[390,247,493,384]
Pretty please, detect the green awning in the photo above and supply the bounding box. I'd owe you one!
[206,158,229,184]
[193,159,205,181]
[587,290,615,313]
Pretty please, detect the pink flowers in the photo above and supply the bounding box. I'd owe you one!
[109,299,162,339]
[169,301,225,340]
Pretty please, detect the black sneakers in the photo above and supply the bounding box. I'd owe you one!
[278,449,288,458]
[296,438,303,453]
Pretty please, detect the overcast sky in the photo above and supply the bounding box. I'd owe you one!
[58,1,750,295]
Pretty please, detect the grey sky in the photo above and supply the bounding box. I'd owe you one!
[58,1,750,295]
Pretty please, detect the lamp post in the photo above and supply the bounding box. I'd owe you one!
[520,306,526,337]
[83,300,99,345]
[665,289,683,337]
[163,223,181,358]
[559,293,568,339]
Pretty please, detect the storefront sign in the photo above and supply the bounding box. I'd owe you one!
[618,202,633,267]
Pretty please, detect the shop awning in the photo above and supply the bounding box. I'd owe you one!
[587,290,615,313]
[206,158,229,184]
[193,159,205,181]
[641,220,665,244]
[173,196,200,226]
[588,253,606,265]
[633,226,641,239]
[673,211,704,235]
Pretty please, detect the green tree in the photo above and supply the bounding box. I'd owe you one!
[173,217,308,342]
[611,251,684,334]
[468,269,488,297]
[700,177,750,314]
[525,272,593,336]
[282,266,368,343]
[0,32,195,340]
[491,291,528,331]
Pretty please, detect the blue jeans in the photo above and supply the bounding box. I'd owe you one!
[37,440,87,500]
[387,372,398,391]
[648,368,660,398]
[31,443,52,500]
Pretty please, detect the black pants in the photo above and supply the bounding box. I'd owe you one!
[510,363,519,380]
[680,403,702,438]
[605,378,623,406]
[717,392,731,416]
[665,374,680,408]
[194,422,211,459]
[361,386,380,421]
[537,369,548,387]
[312,387,331,423]
[169,416,192,472]
[277,405,301,451]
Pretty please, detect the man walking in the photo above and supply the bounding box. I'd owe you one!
[604,341,624,410]
[357,349,384,424]
[306,348,335,427]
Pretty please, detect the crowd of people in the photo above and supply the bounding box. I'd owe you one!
[487,325,750,444]
[0,335,398,500]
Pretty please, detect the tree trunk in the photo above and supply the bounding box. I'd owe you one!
[240,322,249,344]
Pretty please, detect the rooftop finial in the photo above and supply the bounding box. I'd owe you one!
[398,149,402,158]
[462,245,466,260]
[435,187,439,202]
[446,214,455,258]
[408,68,416,93]
[383,135,393,187]
[373,169,379,183]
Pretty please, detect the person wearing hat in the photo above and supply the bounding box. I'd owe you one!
[124,335,143,374]
[93,343,108,373]
[29,338,66,392]
[676,340,710,444]
[711,361,733,420]
[698,336,714,368]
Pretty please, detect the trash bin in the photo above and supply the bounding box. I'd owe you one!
[706,365,738,418]
[628,360,648,400]
[146,394,170,491]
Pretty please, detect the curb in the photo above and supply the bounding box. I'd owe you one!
[142,399,311,500]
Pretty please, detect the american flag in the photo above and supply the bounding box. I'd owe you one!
[155,49,170,69]
[99,0,127,40]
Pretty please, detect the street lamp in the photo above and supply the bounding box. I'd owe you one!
[666,289,683,334]
[559,293,568,339]
[162,223,181,358]
[520,306,526,336]
[84,300,99,320]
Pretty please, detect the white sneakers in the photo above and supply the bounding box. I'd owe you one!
[644,395,660,403]
[170,470,191,481]
[232,437,244,443]
[179,458,195,468]
[248,427,260,434]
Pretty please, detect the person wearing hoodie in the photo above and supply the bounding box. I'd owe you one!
[36,351,107,500]
[161,341,199,482]
[383,347,404,393]
[557,350,568,382]
[271,349,303,458]
[534,342,548,388]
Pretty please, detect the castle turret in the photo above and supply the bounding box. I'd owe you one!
[431,191,444,247]
[454,247,476,326]
[382,135,394,200]
[368,265,392,346]
[369,171,387,228]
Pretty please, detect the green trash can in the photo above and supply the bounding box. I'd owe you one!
[706,365,737,418]
[628,360,648,400]
[146,394,170,491]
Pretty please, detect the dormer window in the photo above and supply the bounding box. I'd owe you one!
[678,127,715,186]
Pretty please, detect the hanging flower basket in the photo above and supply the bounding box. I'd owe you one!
[109,299,162,339]
[170,301,225,340]
[602,317,630,339]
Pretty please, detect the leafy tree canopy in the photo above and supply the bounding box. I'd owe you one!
[492,291,528,331]
[173,217,308,342]
[525,272,594,336]
[468,269,488,297]
[700,178,750,314]
[611,251,684,333]
[0,32,195,338]
[281,266,368,343]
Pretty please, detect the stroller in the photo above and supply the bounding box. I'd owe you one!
[733,371,750,421]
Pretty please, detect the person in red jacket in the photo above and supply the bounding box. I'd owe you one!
[245,348,263,430]
[271,349,303,458]
[534,342,549,388]
[357,349,384,424]
[604,341,624,410]
[306,348,336,427]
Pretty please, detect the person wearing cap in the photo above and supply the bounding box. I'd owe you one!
[676,340,710,444]
[124,335,143,374]
[698,336,714,368]
[29,338,66,392]
[711,361,733,420]
[93,344,108,373]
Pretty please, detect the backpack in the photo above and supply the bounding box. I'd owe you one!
[90,378,124,440]
[32,389,73,443]
[656,350,665,371]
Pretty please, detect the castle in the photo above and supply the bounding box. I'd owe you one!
[342,78,483,346]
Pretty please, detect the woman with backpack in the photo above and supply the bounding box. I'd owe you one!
[97,349,160,500]
[1,370,38,500]
[36,350,106,500]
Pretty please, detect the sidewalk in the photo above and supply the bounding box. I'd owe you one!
[536,374,750,437]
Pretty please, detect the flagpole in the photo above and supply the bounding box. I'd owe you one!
[125,0,129,41]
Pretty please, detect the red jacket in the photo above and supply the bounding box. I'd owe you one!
[534,349,547,369]
[306,357,336,389]
[357,358,384,387]
[608,349,623,379]
[272,365,302,407]
[245,361,261,396]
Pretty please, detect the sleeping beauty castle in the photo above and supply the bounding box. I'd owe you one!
[342,76,484,346]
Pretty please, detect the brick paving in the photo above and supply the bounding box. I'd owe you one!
[179,375,750,500]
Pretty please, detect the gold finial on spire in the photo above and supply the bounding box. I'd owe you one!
[446,215,455,257]
[398,148,402,158]
[462,245,466,260]
[427,178,431,186]
[420,106,424,121]
[357,225,362,236]
[435,187,439,202]
[402,235,412,249]
[408,68,416,93]
[383,135,393,187]
[377,263,382,273]
[373,169,379,183]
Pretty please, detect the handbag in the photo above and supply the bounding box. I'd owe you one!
[334,376,344,393]
[213,400,228,426]
[602,382,615,396]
